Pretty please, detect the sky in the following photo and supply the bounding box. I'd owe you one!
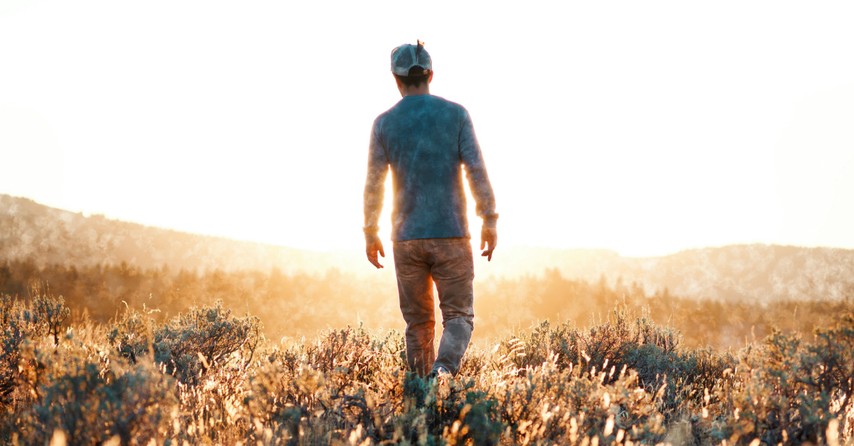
[1,0,853,257]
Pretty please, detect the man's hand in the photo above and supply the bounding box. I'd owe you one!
[480,226,497,261]
[365,233,385,269]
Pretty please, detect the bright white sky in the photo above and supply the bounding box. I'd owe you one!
[2,0,853,257]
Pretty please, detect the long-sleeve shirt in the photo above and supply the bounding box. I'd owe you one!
[364,94,497,242]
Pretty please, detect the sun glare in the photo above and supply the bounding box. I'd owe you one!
[1,1,853,257]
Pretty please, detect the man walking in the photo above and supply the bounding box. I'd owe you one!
[363,41,498,378]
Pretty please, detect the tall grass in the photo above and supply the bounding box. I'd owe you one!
[1,294,851,445]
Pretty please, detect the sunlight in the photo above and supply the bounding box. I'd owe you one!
[1,4,853,443]
[1,1,853,256]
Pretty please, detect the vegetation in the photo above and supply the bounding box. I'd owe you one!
[1,259,849,350]
[0,293,851,445]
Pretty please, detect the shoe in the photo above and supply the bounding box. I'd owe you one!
[427,366,451,382]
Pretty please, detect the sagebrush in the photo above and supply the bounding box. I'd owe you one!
[0,294,851,445]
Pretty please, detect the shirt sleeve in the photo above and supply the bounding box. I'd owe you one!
[458,109,498,227]
[363,119,388,235]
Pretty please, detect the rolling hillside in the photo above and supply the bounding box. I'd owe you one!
[2,194,853,302]
[0,194,340,274]
[494,244,854,302]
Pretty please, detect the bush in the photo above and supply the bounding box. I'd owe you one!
[245,326,406,444]
[2,297,852,445]
[0,317,29,407]
[107,305,158,363]
[0,293,72,411]
[31,294,71,346]
[110,301,263,385]
[703,312,854,444]
[22,359,176,445]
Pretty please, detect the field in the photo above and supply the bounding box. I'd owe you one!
[1,290,852,445]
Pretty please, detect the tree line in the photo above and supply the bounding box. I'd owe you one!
[1,259,849,349]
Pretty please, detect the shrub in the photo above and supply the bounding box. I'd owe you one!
[2,296,852,445]
[110,301,263,385]
[0,318,29,407]
[22,358,176,445]
[31,294,71,346]
[0,294,72,411]
[703,312,854,444]
[107,305,157,363]
[245,326,406,444]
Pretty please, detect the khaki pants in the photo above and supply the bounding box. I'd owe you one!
[393,238,474,376]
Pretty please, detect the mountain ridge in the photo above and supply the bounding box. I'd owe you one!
[0,194,334,274]
[2,194,852,302]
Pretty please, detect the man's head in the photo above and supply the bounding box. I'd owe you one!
[391,41,433,91]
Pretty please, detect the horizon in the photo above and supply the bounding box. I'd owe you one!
[2,1,853,257]
[6,190,854,308]
[4,192,852,262]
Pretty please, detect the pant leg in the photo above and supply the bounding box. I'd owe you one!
[428,238,475,375]
[393,240,436,377]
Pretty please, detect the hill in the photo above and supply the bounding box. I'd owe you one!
[2,194,853,302]
[498,244,854,302]
[0,194,342,274]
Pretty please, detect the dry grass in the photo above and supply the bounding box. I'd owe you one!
[1,294,852,445]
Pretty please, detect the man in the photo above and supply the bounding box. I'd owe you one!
[363,41,498,378]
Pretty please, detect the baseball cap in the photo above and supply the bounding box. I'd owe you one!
[390,41,432,76]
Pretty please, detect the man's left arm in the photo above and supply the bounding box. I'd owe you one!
[458,110,498,260]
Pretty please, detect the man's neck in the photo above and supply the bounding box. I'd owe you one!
[401,84,430,97]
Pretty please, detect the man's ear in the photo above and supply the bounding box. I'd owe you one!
[394,75,406,96]
[427,71,434,84]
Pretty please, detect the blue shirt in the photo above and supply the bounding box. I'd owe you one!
[364,94,497,242]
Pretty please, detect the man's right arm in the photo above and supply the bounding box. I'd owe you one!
[363,122,388,268]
